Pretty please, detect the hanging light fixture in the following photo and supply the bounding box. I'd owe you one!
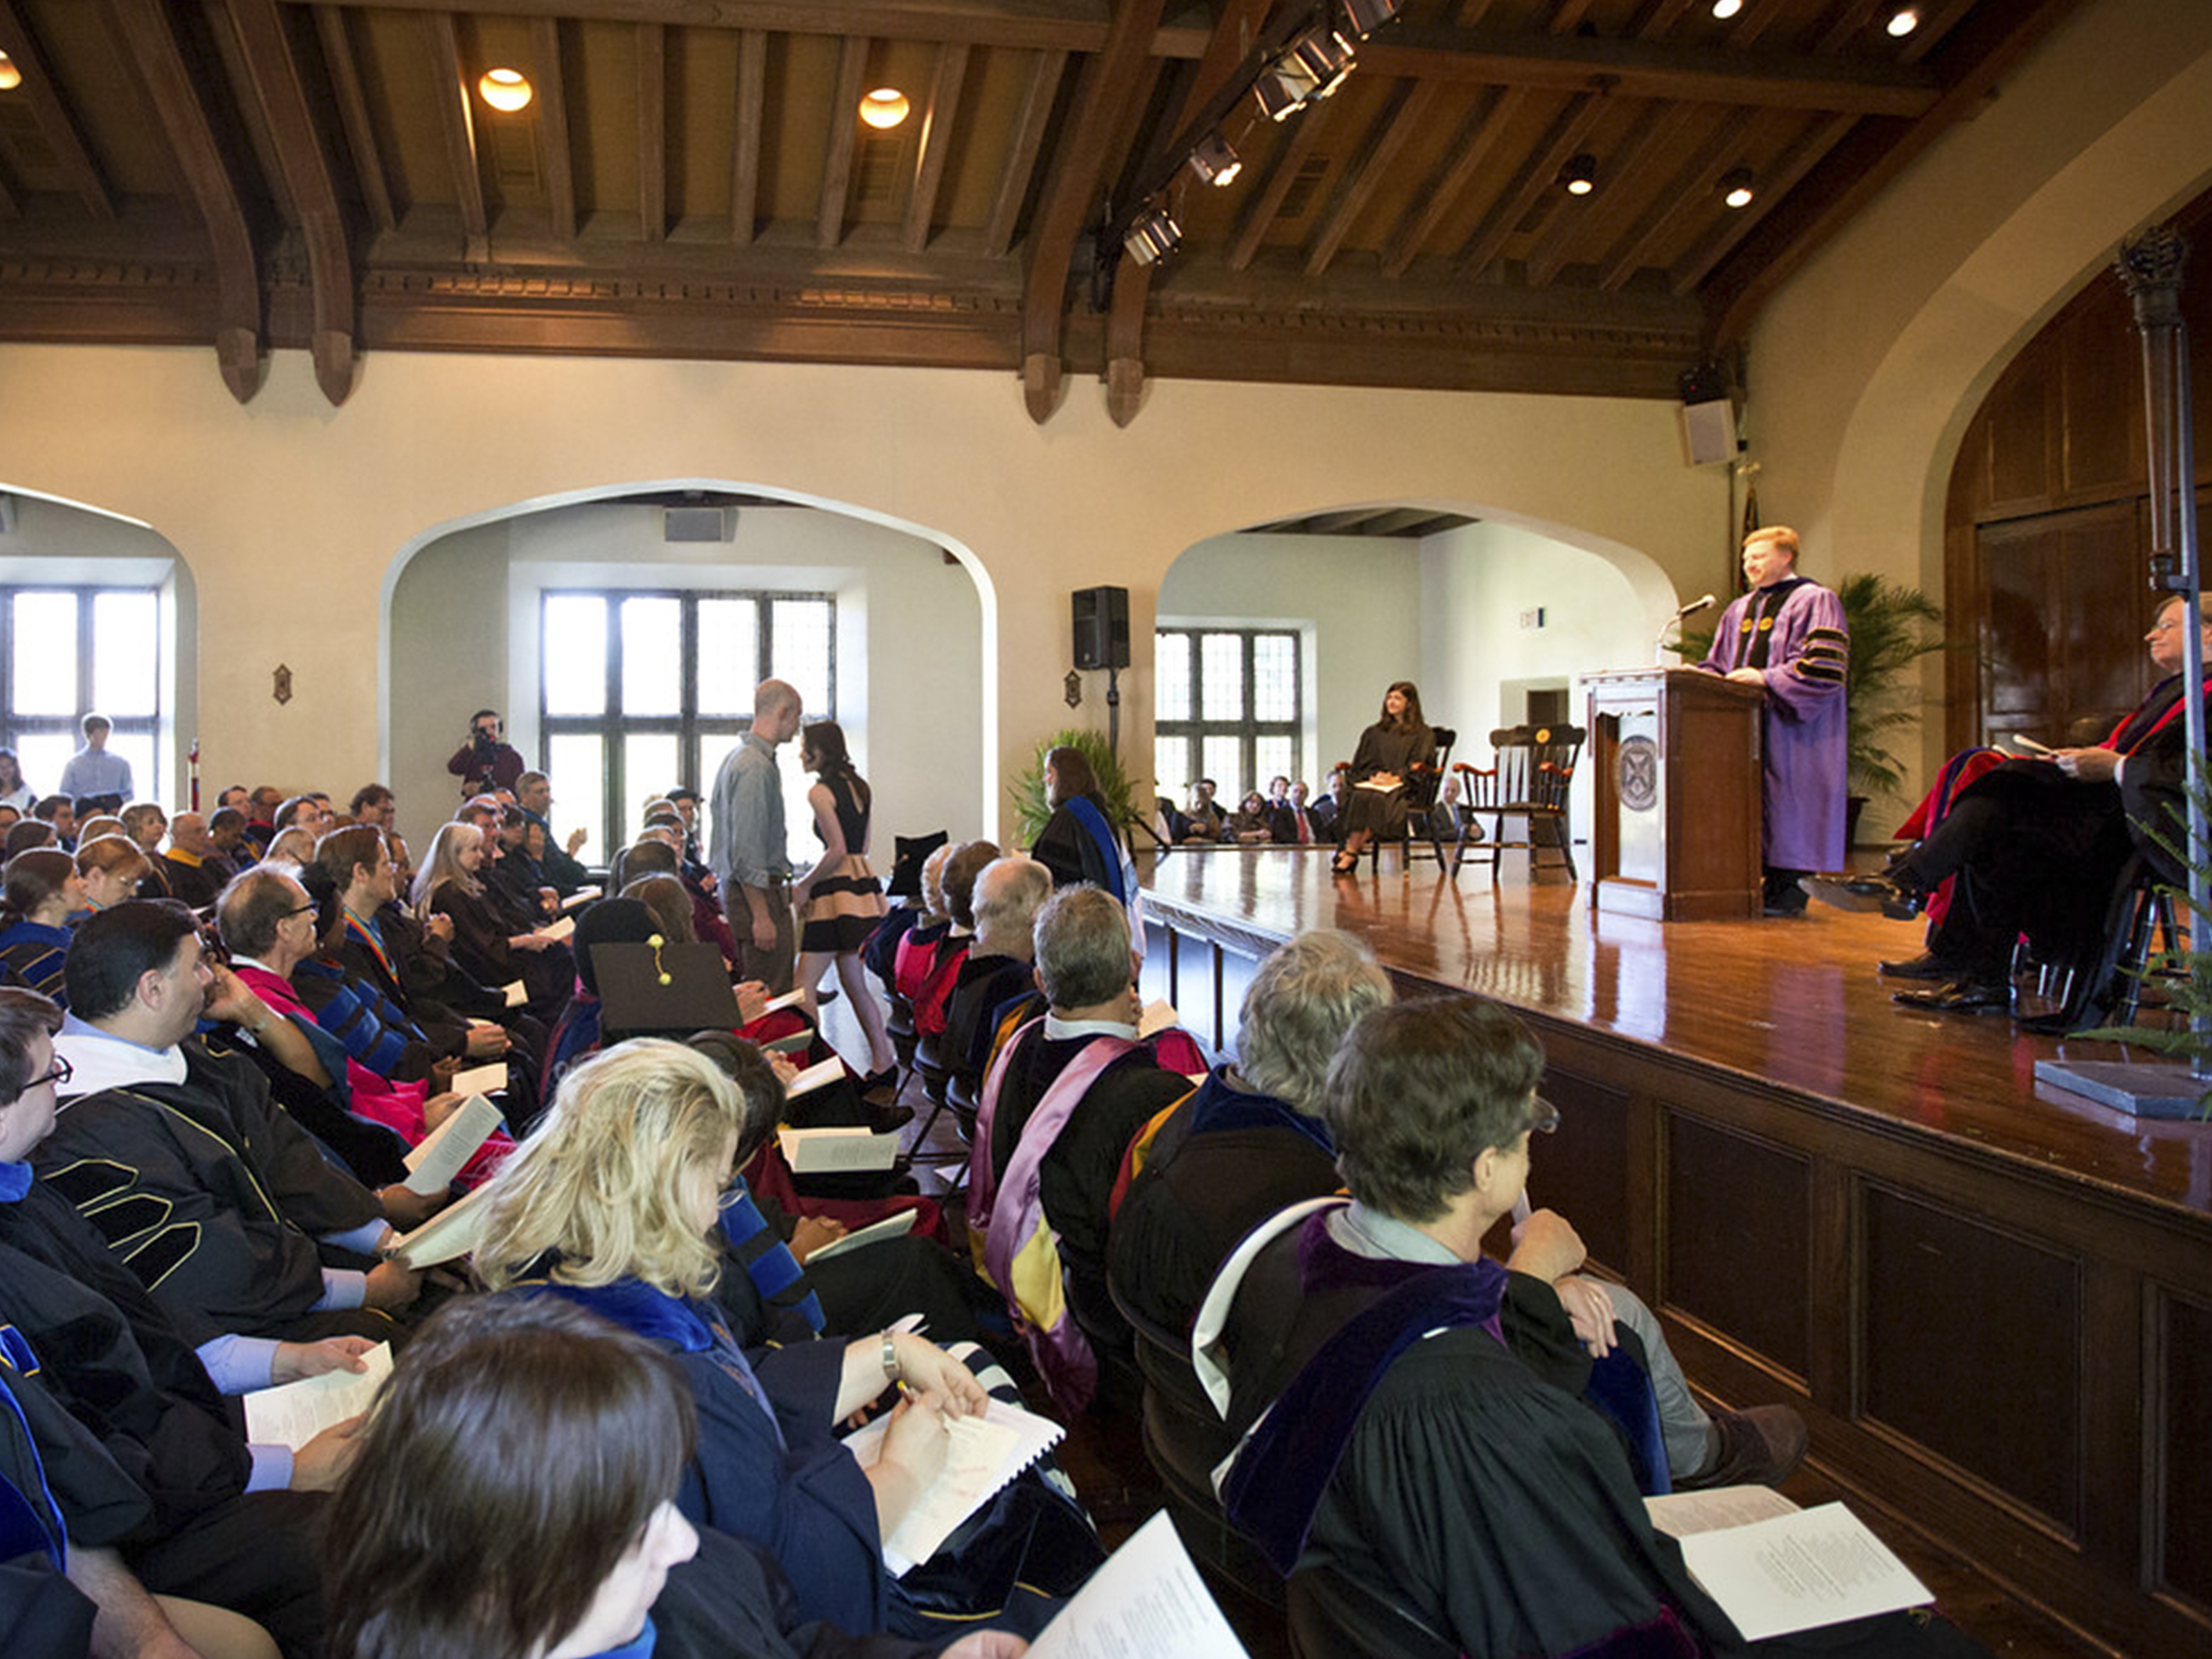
[1254,67,1308,122]
[1561,154,1597,197]
[477,68,534,113]
[1282,23,1356,102]
[0,52,21,92]
[1187,132,1242,188]
[1885,7,1920,36]
[1710,0,1743,18]
[859,88,911,130]
[1124,204,1184,267]
[1720,168,1756,209]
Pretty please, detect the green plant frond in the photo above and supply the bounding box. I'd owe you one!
[1836,572,1952,802]
[1007,729,1144,847]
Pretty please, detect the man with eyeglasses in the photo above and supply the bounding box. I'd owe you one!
[1203,995,1827,1659]
[0,985,373,1654]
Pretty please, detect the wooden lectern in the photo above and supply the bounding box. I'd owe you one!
[1584,667,1763,921]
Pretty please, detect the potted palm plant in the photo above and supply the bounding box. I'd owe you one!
[1008,728,1143,846]
[1836,572,1948,843]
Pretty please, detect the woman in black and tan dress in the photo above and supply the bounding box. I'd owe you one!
[793,720,896,1085]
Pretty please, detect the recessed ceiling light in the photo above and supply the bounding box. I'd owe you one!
[1721,168,1755,209]
[1561,154,1597,197]
[0,52,21,91]
[859,88,911,130]
[478,68,533,113]
[1886,8,1920,36]
[1711,0,1743,18]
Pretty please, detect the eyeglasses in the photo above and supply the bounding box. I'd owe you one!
[286,903,318,919]
[1526,1097,1561,1136]
[31,1055,71,1091]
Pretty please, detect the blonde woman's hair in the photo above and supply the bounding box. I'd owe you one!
[472,1039,744,1300]
[75,833,152,885]
[410,819,485,913]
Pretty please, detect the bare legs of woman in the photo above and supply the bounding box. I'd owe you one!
[799,947,896,1076]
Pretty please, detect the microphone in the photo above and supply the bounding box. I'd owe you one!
[1675,594,1717,620]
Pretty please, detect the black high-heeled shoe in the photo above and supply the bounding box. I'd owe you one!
[1330,849,1359,876]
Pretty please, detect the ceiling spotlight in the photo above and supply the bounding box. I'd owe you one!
[1710,0,1743,18]
[1187,133,1242,188]
[0,52,20,92]
[1124,204,1183,267]
[1283,25,1357,101]
[1255,67,1308,122]
[1885,7,1919,36]
[1720,167,1755,209]
[1561,154,1597,197]
[859,87,911,130]
[476,67,533,113]
[1339,0,1402,39]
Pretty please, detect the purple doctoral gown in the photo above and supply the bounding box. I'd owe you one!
[1699,576,1849,870]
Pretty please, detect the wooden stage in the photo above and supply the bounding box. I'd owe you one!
[1133,845,2212,1659]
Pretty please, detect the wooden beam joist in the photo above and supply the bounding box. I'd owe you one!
[1594,114,1744,292]
[1668,112,1853,296]
[0,0,115,219]
[103,0,262,400]
[532,15,578,241]
[1454,91,1607,280]
[903,43,971,253]
[313,4,396,234]
[1379,84,1526,277]
[1227,100,1330,274]
[1306,79,1442,277]
[1018,0,1167,424]
[226,0,356,405]
[422,11,488,240]
[637,21,665,240]
[817,34,869,250]
[730,28,766,245]
[982,47,1066,258]
[1105,0,1268,426]
[1704,0,2088,343]
[1524,101,1687,286]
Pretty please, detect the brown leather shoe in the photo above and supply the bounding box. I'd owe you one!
[1677,1405,1809,1490]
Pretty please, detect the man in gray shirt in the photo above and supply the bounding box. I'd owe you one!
[57,713,133,802]
[709,677,803,993]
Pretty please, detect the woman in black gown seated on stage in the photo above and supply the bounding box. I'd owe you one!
[1332,680,1435,875]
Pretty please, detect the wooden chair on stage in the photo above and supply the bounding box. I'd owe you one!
[1451,724,1584,882]
[1347,726,1457,873]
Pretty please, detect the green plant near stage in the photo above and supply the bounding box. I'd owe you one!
[1008,728,1143,847]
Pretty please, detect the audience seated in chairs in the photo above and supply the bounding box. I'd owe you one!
[968,885,1206,1412]
[1204,998,1923,1659]
[1227,790,1274,844]
[0,986,361,1659]
[411,820,572,1025]
[943,856,1053,1092]
[891,842,957,1007]
[0,848,83,1002]
[159,811,229,909]
[76,831,154,923]
[1271,778,1331,846]
[40,901,428,1343]
[915,839,996,1047]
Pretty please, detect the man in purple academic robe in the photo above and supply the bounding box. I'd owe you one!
[1697,525,1849,916]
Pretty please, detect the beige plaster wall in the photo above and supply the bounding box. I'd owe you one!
[0,346,1723,839]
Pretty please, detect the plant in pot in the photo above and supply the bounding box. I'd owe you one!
[1008,729,1143,848]
[1835,572,1948,845]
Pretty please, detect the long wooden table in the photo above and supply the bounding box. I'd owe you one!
[1135,846,2212,1659]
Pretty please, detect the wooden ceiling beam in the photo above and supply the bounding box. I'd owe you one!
[531,16,578,240]
[1668,111,1852,294]
[1227,101,1330,273]
[1359,25,1937,116]
[1704,0,2087,343]
[227,0,357,405]
[103,0,263,400]
[0,161,19,219]
[638,22,666,240]
[730,28,766,245]
[1629,0,1700,36]
[982,48,1066,258]
[1018,0,1167,424]
[421,11,488,240]
[1104,0,1267,426]
[1593,114,1737,291]
[904,43,972,253]
[1306,80,1442,276]
[817,35,869,249]
[1378,84,1525,277]
[0,0,116,219]
[313,5,396,234]
[1525,101,1685,286]
[273,0,1211,58]
[1454,91,1607,279]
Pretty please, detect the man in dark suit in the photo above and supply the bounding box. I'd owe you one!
[1271,779,1330,846]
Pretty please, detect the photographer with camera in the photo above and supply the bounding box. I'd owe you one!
[445,708,525,800]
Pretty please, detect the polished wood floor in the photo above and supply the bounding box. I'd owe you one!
[1134,843,2212,1218]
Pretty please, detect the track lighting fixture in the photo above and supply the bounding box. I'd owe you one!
[1338,0,1402,39]
[1187,133,1242,188]
[1124,205,1184,267]
[1283,24,1356,102]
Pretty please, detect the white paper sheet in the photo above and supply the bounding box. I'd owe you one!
[1676,1502,1933,1642]
[242,1342,393,1451]
[1025,1511,1251,1659]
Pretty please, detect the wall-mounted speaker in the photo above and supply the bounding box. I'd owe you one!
[1679,398,1737,467]
[1071,585,1131,670]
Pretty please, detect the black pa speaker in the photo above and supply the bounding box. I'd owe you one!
[1071,585,1131,670]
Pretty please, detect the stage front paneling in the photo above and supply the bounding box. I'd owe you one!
[1135,847,2212,1659]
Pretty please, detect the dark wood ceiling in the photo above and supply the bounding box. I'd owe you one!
[0,0,2083,420]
